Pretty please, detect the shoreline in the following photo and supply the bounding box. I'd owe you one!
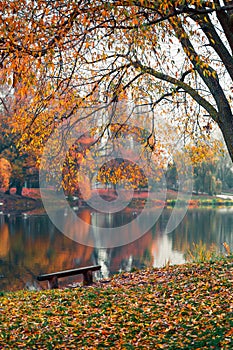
[0,188,233,215]
[0,257,232,348]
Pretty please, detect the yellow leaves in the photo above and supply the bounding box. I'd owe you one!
[160,1,169,12]
[185,140,223,166]
[180,32,187,39]
[203,68,215,78]
[211,70,217,78]
[96,158,148,190]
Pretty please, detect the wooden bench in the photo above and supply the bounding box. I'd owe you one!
[37,265,101,289]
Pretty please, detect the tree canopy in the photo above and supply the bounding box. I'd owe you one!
[0,0,233,183]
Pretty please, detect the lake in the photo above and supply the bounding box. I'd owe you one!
[0,207,233,291]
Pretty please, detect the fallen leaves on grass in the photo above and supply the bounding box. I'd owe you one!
[0,259,233,349]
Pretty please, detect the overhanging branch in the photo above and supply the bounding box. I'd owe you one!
[129,58,220,123]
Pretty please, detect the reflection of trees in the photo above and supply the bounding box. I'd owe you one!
[0,214,94,290]
[1,208,233,291]
[0,222,9,258]
[64,209,94,248]
[91,211,155,275]
[109,229,154,273]
[171,209,233,254]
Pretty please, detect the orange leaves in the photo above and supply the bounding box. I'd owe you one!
[96,158,148,190]
[61,133,96,196]
[1,259,233,348]
[101,9,109,18]
[185,140,223,166]
[0,158,12,192]
[0,0,232,176]
[132,17,139,26]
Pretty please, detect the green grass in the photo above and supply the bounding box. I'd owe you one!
[165,190,233,207]
[166,197,233,207]
[0,258,233,349]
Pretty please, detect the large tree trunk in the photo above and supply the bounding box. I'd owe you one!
[218,110,233,163]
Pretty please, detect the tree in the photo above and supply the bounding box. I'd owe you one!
[96,158,148,190]
[166,163,178,190]
[216,150,233,190]
[61,133,94,198]
[0,86,38,195]
[0,0,232,170]
[186,141,222,195]
[0,158,11,192]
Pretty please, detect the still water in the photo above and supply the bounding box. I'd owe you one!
[0,207,233,291]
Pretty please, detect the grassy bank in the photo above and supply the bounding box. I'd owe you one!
[166,197,233,208]
[166,191,233,208]
[1,188,233,214]
[0,258,232,349]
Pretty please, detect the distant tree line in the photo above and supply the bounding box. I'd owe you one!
[166,150,233,196]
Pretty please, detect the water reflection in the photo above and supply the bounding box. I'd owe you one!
[0,207,233,291]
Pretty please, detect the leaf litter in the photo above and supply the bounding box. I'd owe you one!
[0,258,232,349]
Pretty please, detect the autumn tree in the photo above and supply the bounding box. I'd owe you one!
[96,123,167,191]
[60,124,154,196]
[61,133,94,198]
[96,158,148,190]
[0,0,233,179]
[0,158,11,192]
[216,150,233,190]
[186,141,223,195]
[0,84,38,195]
